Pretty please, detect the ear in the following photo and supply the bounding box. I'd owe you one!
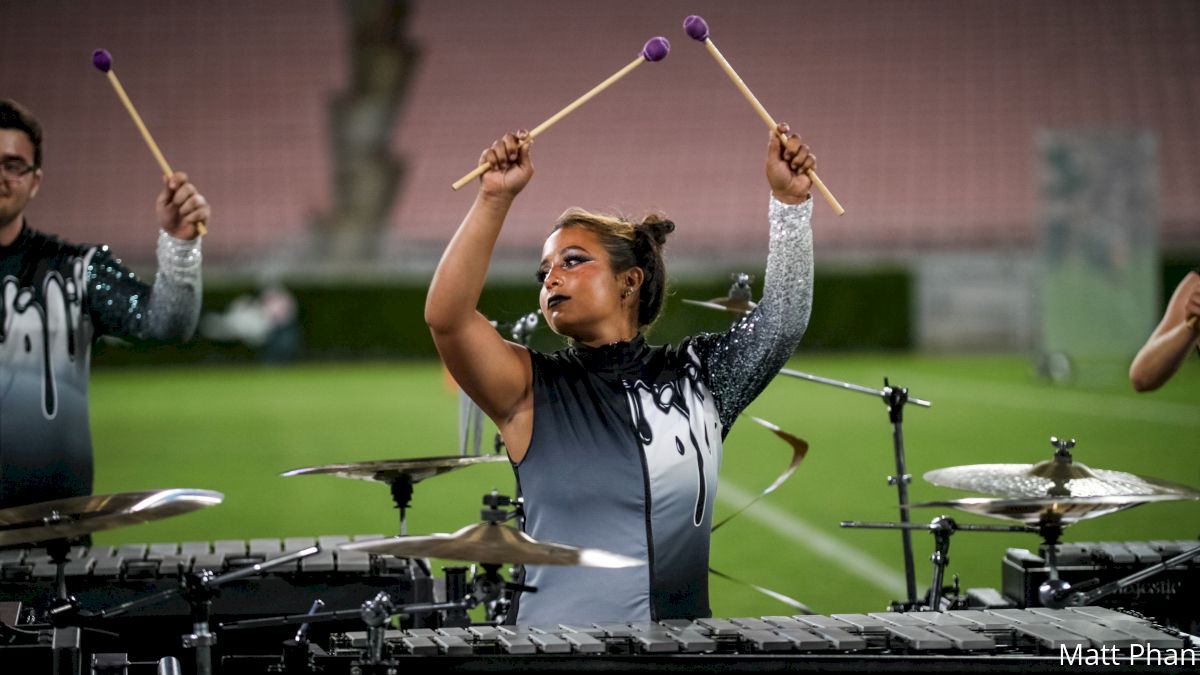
[29,168,42,200]
[623,267,644,293]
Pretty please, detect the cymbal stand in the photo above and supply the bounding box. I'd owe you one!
[44,538,73,601]
[39,538,84,675]
[383,474,434,581]
[54,545,320,675]
[441,559,535,627]
[1037,519,1066,583]
[781,368,932,608]
[478,492,530,622]
[10,539,110,675]
[1026,517,1071,607]
[842,516,1032,610]
[389,475,414,536]
[431,493,520,626]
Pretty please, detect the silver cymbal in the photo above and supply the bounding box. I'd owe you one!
[909,494,1184,526]
[280,454,509,485]
[0,489,224,547]
[925,438,1200,500]
[342,523,644,568]
[681,297,756,315]
[683,272,757,315]
[924,461,1200,500]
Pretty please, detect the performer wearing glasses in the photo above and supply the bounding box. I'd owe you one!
[426,123,816,625]
[0,98,208,509]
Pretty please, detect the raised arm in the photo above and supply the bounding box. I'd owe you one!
[1129,271,1200,392]
[694,124,816,434]
[426,131,536,449]
[89,172,205,340]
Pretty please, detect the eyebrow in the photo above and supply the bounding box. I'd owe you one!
[539,245,590,267]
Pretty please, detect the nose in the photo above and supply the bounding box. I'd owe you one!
[543,269,562,290]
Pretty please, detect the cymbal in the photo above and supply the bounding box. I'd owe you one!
[341,523,644,568]
[0,489,224,547]
[280,454,509,485]
[924,460,1200,500]
[909,494,1185,526]
[681,297,756,315]
[683,272,757,315]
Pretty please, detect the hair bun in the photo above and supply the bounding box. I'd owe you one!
[638,214,675,247]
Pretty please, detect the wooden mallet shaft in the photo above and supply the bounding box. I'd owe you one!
[450,55,643,191]
[452,37,671,191]
[686,17,844,216]
[92,50,207,236]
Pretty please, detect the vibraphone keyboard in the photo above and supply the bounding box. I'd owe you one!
[222,606,1199,673]
[0,534,397,581]
[0,535,434,649]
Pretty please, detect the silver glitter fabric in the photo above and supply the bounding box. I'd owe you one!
[691,194,813,434]
[86,230,202,340]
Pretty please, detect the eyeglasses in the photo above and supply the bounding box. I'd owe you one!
[0,159,38,180]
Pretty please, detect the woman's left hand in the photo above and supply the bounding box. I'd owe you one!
[766,123,814,205]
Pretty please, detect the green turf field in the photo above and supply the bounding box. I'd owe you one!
[90,354,1200,619]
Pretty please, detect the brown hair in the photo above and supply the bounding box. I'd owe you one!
[552,208,675,328]
[0,99,44,168]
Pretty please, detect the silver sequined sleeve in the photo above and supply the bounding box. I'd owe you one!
[85,230,202,341]
[690,194,813,435]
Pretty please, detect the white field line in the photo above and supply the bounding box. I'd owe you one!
[717,480,908,597]
[914,375,1200,428]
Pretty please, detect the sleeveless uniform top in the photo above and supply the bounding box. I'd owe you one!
[0,224,201,508]
[512,195,814,626]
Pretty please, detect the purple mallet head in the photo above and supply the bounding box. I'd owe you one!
[92,49,112,72]
[683,15,710,41]
[641,36,670,62]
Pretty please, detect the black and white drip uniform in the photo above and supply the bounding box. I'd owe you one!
[0,224,201,509]
[512,195,814,626]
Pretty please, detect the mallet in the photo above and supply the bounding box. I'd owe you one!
[92,49,208,236]
[452,37,670,191]
[684,16,844,216]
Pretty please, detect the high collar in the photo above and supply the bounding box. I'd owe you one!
[0,220,31,254]
[570,333,649,378]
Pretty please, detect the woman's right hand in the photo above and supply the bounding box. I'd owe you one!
[766,122,814,205]
[479,130,534,199]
